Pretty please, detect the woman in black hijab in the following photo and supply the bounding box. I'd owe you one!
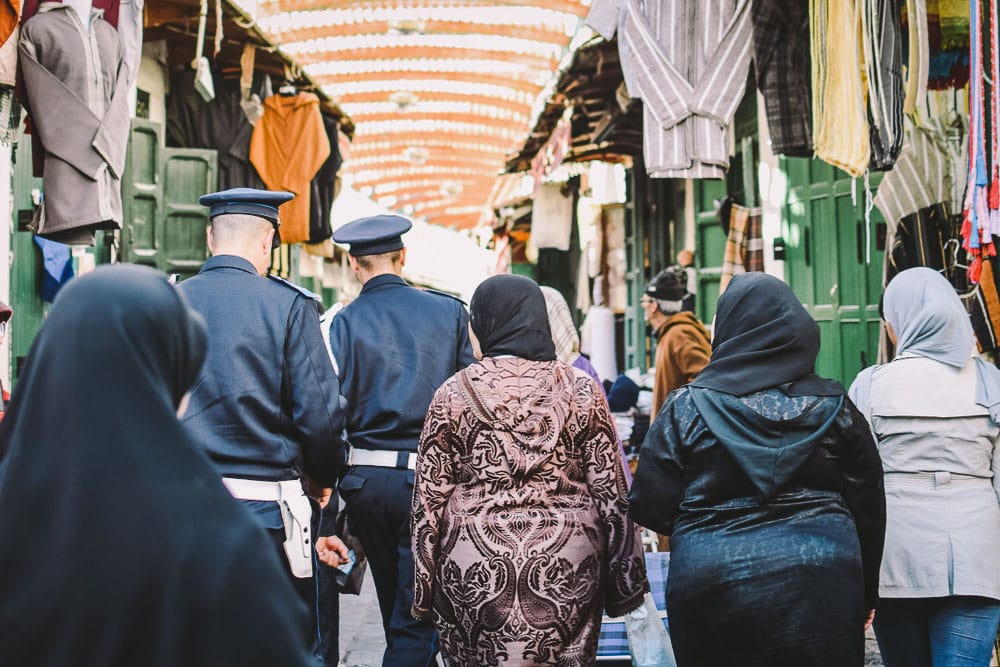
[629,273,886,666]
[411,275,648,665]
[0,265,320,666]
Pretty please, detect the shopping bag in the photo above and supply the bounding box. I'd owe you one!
[624,592,677,667]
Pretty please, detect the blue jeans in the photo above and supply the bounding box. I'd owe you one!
[874,596,1000,667]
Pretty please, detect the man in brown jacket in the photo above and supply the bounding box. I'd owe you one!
[642,266,712,419]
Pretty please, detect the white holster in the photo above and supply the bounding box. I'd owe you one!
[222,477,314,578]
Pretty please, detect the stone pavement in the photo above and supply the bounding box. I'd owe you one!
[338,569,386,667]
[334,569,893,666]
[334,571,888,666]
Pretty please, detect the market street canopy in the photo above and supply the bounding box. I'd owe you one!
[254,0,591,228]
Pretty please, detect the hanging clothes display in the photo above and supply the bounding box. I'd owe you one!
[885,203,952,283]
[587,0,753,179]
[117,0,141,99]
[166,68,270,192]
[20,0,118,27]
[719,204,763,293]
[250,91,330,245]
[19,2,129,245]
[0,0,20,87]
[874,116,954,225]
[529,181,574,251]
[751,0,813,157]
[307,113,341,246]
[33,234,73,302]
[960,0,993,282]
[902,0,929,114]
[861,0,905,170]
[812,0,871,177]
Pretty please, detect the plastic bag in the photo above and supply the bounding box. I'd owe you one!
[624,593,677,667]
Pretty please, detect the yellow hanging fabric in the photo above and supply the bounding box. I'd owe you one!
[812,0,871,177]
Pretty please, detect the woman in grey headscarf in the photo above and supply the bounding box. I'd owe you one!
[849,267,1000,667]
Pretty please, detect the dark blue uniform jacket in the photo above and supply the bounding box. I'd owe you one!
[328,273,476,453]
[179,255,347,485]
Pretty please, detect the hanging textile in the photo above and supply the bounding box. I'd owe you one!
[20,0,119,27]
[250,91,331,245]
[812,0,871,177]
[960,0,993,282]
[19,3,129,245]
[751,0,813,157]
[0,0,20,87]
[970,258,1000,351]
[903,0,929,114]
[117,0,142,98]
[886,203,952,283]
[874,116,952,225]
[861,0,905,170]
[33,235,73,302]
[529,182,574,251]
[0,85,21,144]
[939,0,970,49]
[719,204,764,293]
[587,0,753,179]
[307,114,341,246]
[166,68,269,192]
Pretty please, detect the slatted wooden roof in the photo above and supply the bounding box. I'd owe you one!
[252,0,592,228]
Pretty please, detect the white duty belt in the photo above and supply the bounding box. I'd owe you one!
[348,448,417,470]
[222,477,313,578]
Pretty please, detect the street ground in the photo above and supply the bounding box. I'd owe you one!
[337,570,889,666]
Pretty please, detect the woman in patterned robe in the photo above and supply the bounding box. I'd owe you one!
[412,274,648,666]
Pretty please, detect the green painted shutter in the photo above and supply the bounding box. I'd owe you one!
[160,147,214,279]
[782,157,885,385]
[10,132,47,382]
[121,119,215,280]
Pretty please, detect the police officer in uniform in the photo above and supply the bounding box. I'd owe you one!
[323,214,476,666]
[179,188,350,662]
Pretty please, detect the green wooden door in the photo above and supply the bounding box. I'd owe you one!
[121,120,215,281]
[10,131,47,381]
[161,148,214,279]
[783,158,885,385]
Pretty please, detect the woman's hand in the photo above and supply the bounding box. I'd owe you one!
[864,609,875,631]
[316,535,350,567]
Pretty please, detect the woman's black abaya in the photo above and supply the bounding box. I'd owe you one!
[0,265,320,666]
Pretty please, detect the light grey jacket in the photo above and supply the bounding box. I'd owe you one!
[850,354,1000,600]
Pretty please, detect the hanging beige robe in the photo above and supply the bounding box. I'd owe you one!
[249,92,330,245]
[19,2,129,245]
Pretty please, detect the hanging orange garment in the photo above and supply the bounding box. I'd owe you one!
[249,92,330,245]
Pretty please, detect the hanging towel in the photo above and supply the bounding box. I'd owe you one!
[812,0,871,176]
[719,204,764,292]
[33,235,73,302]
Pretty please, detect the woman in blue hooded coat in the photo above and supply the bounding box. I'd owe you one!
[629,273,886,666]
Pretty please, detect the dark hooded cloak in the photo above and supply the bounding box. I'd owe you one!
[0,265,320,666]
[628,273,885,666]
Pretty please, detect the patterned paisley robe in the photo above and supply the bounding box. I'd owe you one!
[412,357,648,666]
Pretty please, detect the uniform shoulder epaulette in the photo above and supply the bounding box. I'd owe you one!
[268,275,323,304]
[421,287,467,306]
